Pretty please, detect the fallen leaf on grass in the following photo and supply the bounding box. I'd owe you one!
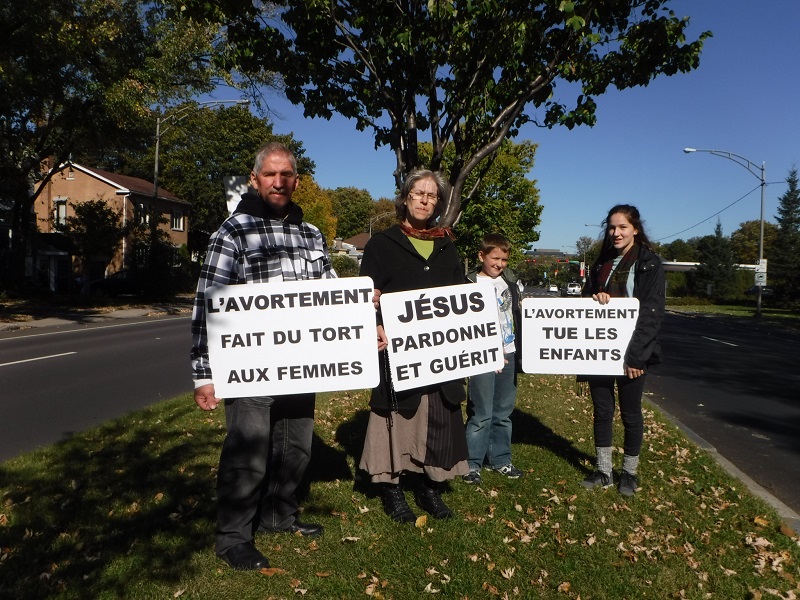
[342,536,360,542]
[719,566,737,576]
[415,515,428,528]
[482,582,500,595]
[173,589,185,598]
[501,566,515,579]
[423,582,440,593]
[316,572,330,577]
[754,516,770,527]
[259,567,287,576]
[779,524,797,539]
[557,581,571,593]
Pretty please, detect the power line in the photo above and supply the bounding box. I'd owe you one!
[655,184,760,242]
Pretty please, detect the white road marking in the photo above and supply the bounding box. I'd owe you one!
[701,336,738,347]
[0,352,77,367]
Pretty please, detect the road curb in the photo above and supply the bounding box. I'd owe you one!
[647,396,800,534]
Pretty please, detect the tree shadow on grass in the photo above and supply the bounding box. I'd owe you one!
[0,399,223,599]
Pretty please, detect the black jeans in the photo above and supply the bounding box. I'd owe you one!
[586,374,646,457]
[215,394,315,555]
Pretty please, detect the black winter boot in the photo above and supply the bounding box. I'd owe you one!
[414,478,453,519]
[381,484,416,523]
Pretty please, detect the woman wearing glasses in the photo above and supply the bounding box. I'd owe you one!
[358,169,469,523]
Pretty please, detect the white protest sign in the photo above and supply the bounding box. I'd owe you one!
[206,277,379,397]
[380,282,505,392]
[521,298,640,375]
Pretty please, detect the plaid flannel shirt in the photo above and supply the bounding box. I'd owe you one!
[190,213,336,384]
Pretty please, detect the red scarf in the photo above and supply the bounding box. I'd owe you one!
[398,222,455,240]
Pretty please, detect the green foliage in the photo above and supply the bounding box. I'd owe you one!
[329,187,375,239]
[369,199,398,235]
[208,0,709,227]
[661,238,698,262]
[58,200,125,281]
[0,0,233,285]
[693,222,739,301]
[124,104,313,255]
[420,140,542,263]
[730,219,778,265]
[331,254,360,277]
[771,168,800,303]
[293,177,337,243]
[125,210,181,300]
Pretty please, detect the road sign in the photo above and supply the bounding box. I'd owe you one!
[754,271,767,286]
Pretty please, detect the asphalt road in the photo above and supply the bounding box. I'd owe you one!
[0,315,193,461]
[645,311,800,515]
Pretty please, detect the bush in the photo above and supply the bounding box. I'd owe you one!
[331,254,360,277]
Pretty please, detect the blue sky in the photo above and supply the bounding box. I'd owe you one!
[226,1,800,253]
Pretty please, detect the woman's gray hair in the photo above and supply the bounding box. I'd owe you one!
[252,142,297,175]
[395,169,449,226]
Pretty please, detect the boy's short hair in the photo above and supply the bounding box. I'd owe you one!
[480,233,511,255]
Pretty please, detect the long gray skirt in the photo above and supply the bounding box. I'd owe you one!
[359,392,469,484]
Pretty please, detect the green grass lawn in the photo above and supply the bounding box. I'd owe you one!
[1,375,798,599]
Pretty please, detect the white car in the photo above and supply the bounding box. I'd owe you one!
[548,284,558,293]
[565,282,582,296]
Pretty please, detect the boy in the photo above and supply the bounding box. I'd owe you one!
[463,233,523,485]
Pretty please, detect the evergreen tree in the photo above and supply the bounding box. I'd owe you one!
[771,168,800,302]
[694,221,738,301]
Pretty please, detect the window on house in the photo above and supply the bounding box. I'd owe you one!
[171,210,184,231]
[54,199,68,227]
[135,202,150,225]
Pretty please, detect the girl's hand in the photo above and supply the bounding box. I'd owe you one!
[624,364,645,379]
[592,292,611,305]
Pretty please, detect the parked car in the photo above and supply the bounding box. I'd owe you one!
[548,284,559,293]
[90,269,143,297]
[561,282,582,297]
[745,285,774,297]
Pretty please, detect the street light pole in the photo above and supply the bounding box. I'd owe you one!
[683,147,766,317]
[368,211,396,237]
[153,99,250,202]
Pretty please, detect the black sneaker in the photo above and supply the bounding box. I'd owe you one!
[618,471,639,497]
[491,464,523,479]
[580,470,613,489]
[462,470,482,485]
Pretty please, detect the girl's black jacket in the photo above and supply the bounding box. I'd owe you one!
[360,224,467,410]
[583,244,665,369]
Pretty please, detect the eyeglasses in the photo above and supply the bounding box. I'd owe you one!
[408,190,438,201]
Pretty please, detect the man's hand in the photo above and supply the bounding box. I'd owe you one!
[194,384,221,411]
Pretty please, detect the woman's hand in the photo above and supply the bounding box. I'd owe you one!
[376,324,388,351]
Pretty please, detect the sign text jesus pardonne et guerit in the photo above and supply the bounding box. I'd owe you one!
[205,277,380,398]
[380,282,505,392]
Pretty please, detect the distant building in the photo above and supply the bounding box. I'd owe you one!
[33,161,189,291]
[525,248,565,258]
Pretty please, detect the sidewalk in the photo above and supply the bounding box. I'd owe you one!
[0,299,192,332]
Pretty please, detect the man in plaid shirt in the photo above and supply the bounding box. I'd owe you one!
[191,142,335,571]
